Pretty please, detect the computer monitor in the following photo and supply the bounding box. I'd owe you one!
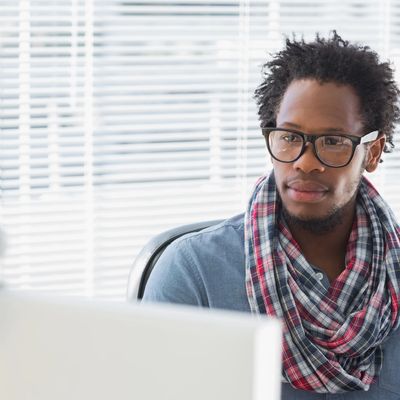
[0,290,282,400]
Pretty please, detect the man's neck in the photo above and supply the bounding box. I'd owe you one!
[284,207,356,282]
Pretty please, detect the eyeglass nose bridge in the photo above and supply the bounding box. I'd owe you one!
[303,133,318,144]
[296,133,321,160]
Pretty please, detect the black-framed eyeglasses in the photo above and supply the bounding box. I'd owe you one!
[261,127,379,168]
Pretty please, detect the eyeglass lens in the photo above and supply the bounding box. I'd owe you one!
[268,130,354,167]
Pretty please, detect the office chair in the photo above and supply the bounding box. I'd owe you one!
[127,219,224,300]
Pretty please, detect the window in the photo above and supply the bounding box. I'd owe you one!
[1,0,399,299]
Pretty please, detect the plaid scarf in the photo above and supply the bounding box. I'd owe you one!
[245,172,400,393]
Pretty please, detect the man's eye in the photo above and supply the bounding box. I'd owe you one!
[324,136,342,145]
[282,134,301,143]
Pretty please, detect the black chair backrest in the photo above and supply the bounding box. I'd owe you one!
[127,219,224,300]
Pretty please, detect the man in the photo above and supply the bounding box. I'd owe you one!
[143,32,400,398]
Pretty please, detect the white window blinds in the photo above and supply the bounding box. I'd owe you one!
[1,0,400,300]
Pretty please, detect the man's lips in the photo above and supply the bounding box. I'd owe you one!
[286,180,328,202]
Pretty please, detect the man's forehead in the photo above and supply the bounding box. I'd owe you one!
[276,79,364,133]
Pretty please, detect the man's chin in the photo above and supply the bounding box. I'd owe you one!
[281,205,343,235]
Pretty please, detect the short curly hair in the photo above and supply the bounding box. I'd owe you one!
[254,31,400,152]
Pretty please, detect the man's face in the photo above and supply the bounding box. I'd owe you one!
[273,79,383,225]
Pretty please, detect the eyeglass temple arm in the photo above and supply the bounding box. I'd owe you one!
[360,130,379,144]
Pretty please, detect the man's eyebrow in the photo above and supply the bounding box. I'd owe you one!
[279,121,346,133]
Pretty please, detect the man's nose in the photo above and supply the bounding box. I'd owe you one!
[292,143,325,173]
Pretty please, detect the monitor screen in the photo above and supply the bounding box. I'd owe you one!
[0,290,281,400]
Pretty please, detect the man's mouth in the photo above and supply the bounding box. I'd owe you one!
[286,180,328,203]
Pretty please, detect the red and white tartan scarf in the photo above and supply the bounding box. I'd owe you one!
[245,172,400,393]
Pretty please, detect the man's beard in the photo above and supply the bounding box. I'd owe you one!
[280,178,362,235]
[281,202,347,235]
[277,156,367,235]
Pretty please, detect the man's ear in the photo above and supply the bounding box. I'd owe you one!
[365,133,385,173]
